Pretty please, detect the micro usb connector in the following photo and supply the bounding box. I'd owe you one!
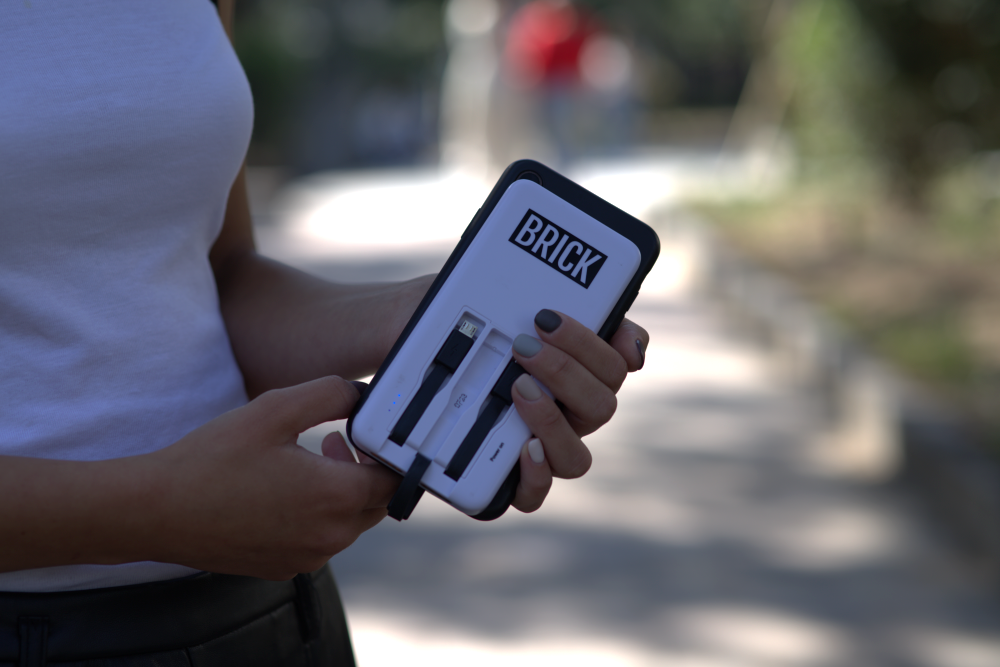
[389,320,478,446]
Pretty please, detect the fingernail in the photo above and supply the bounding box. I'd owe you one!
[513,334,543,358]
[350,380,369,395]
[513,373,542,401]
[636,339,645,370]
[534,309,562,333]
[526,438,545,464]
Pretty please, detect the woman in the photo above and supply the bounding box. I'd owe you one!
[0,1,648,664]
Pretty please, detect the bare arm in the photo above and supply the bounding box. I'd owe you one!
[0,377,399,578]
[209,167,433,396]
[0,166,415,576]
[0,6,412,577]
[0,4,648,575]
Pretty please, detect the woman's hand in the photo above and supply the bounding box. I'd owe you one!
[508,310,648,513]
[144,376,399,580]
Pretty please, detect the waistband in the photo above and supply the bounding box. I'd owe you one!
[0,566,332,663]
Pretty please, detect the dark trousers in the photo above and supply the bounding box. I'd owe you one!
[0,565,355,666]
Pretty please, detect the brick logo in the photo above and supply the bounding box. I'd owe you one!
[508,210,607,288]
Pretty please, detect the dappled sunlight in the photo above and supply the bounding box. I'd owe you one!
[661,605,858,665]
[265,157,1000,666]
[349,613,643,667]
[893,626,1000,667]
[272,167,490,257]
[743,503,908,572]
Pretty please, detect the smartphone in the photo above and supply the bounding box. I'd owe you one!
[347,160,660,520]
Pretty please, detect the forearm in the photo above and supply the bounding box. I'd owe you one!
[216,251,433,396]
[0,454,162,573]
[1,377,401,578]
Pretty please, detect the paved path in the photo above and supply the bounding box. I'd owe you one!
[254,168,1000,667]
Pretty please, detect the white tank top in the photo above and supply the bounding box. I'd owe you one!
[0,0,254,591]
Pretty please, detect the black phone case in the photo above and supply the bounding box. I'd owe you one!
[347,159,660,520]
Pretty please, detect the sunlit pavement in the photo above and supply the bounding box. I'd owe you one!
[253,163,1000,667]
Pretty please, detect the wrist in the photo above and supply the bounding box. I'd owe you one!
[101,453,176,566]
[0,454,169,573]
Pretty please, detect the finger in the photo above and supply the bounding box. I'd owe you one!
[511,374,592,478]
[356,450,382,466]
[356,507,389,533]
[321,432,358,463]
[348,461,401,510]
[530,309,629,392]
[319,507,390,559]
[512,332,617,434]
[512,438,552,513]
[256,376,360,436]
[609,318,649,372]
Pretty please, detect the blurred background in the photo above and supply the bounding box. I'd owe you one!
[233,0,1000,664]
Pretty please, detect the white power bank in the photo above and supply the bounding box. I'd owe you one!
[347,161,659,520]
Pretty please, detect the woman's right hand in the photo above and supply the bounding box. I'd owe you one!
[142,376,399,580]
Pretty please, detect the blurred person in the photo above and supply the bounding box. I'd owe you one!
[500,0,633,165]
[0,1,649,665]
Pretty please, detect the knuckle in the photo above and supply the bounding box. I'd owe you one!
[535,402,565,431]
[563,448,593,479]
[527,474,552,496]
[546,349,573,378]
[253,389,293,426]
[254,388,285,411]
[592,389,618,425]
[514,479,550,513]
[322,375,357,407]
[516,498,544,514]
[565,324,590,350]
[608,353,629,387]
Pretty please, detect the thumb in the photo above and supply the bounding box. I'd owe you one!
[255,376,360,436]
[321,431,358,463]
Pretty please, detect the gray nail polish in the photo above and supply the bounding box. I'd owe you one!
[513,333,543,358]
[636,339,645,370]
[534,309,562,333]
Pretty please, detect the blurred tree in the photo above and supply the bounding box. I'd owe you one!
[235,0,447,171]
[770,0,1000,208]
[578,0,758,107]
[234,0,761,172]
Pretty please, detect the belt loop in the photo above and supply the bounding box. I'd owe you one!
[292,573,320,644]
[17,616,49,667]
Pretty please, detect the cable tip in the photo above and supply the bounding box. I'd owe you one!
[458,320,478,338]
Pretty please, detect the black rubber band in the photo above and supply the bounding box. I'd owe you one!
[389,365,450,445]
[387,453,431,521]
[389,327,476,446]
[443,360,527,481]
[445,396,506,480]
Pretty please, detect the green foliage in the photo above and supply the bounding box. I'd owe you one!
[927,154,1000,249]
[582,0,755,106]
[775,0,891,187]
[773,0,1000,201]
[873,318,979,387]
[578,0,754,58]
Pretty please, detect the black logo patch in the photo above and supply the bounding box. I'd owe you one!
[508,210,607,288]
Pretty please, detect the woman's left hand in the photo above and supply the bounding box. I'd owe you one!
[508,309,648,513]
